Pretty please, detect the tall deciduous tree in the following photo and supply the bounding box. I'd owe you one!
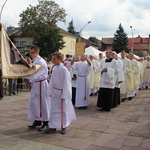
[112,23,129,53]
[19,0,67,56]
[67,20,75,35]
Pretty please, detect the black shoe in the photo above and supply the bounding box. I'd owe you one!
[28,121,42,129]
[89,93,93,96]
[122,98,126,102]
[12,92,17,95]
[44,128,56,134]
[127,97,133,100]
[78,106,88,109]
[61,128,66,134]
[105,109,111,112]
[39,121,48,131]
[146,86,148,89]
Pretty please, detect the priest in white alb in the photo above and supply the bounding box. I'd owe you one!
[72,54,92,109]
[97,49,119,111]
[143,56,150,89]
[88,55,100,96]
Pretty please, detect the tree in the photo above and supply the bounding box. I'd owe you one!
[67,20,75,35]
[19,0,67,57]
[112,23,129,53]
[88,36,99,45]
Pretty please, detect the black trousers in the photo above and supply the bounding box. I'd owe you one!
[97,88,114,110]
[72,87,76,105]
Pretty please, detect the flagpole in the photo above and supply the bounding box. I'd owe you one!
[0,0,8,22]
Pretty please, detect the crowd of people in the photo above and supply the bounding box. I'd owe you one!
[1,45,150,135]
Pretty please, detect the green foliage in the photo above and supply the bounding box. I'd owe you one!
[19,0,67,56]
[112,23,129,53]
[88,36,99,45]
[67,20,75,35]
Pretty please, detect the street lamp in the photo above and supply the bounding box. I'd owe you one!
[79,21,91,42]
[0,0,8,22]
[130,26,135,53]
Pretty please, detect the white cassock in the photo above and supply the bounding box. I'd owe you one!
[143,60,150,87]
[48,64,76,128]
[139,61,145,88]
[120,58,133,99]
[115,59,124,88]
[127,59,140,97]
[25,55,50,121]
[72,61,92,107]
[88,59,100,94]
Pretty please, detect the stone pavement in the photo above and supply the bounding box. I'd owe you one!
[0,89,150,150]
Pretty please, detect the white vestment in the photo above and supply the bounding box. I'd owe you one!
[26,55,50,121]
[88,59,100,94]
[48,64,76,128]
[99,59,119,89]
[120,58,133,97]
[73,61,92,107]
[143,60,150,84]
[115,59,124,88]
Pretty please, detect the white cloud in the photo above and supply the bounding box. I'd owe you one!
[1,0,150,39]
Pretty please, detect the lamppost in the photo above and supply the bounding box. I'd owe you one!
[130,26,135,53]
[0,0,8,22]
[79,21,91,42]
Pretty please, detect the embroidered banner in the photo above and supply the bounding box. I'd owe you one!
[0,23,42,78]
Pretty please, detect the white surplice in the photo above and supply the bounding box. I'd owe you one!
[99,59,119,89]
[25,55,51,121]
[72,61,92,107]
[48,64,76,128]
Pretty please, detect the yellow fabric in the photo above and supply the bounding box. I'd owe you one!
[120,58,134,94]
[88,60,100,89]
[143,60,150,82]
[0,23,42,78]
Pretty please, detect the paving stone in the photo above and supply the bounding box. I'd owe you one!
[0,89,150,150]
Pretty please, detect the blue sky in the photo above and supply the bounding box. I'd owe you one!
[1,0,150,39]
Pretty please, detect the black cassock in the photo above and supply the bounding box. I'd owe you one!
[97,58,115,111]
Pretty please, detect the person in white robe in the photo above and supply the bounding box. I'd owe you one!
[112,51,124,107]
[26,45,50,131]
[139,57,145,89]
[72,54,92,109]
[45,52,76,134]
[143,56,150,89]
[97,49,119,111]
[70,56,80,105]
[127,53,140,99]
[88,55,100,96]
[97,53,105,64]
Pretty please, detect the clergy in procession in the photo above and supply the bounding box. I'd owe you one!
[120,51,133,101]
[139,57,145,89]
[70,55,81,105]
[88,55,100,96]
[97,49,119,111]
[98,53,105,64]
[26,45,50,131]
[45,52,76,134]
[128,52,140,99]
[143,56,150,89]
[72,54,92,109]
[112,51,124,107]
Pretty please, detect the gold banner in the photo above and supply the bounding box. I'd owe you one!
[0,23,42,78]
[75,42,85,56]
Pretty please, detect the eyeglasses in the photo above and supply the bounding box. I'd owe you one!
[29,52,36,54]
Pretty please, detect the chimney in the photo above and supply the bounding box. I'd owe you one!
[138,35,140,38]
